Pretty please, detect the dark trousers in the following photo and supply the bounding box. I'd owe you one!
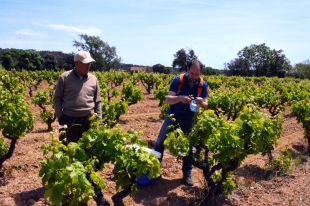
[59,114,108,206]
[59,114,91,143]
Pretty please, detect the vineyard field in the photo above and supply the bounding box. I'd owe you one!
[0,71,309,206]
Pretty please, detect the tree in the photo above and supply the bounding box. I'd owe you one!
[1,49,44,70]
[1,53,15,70]
[172,48,198,72]
[201,66,223,75]
[19,50,44,70]
[39,51,74,71]
[1,49,19,70]
[41,54,57,70]
[225,58,251,76]
[73,34,121,71]
[0,49,75,71]
[152,63,170,74]
[227,43,291,77]
[60,52,75,70]
[292,60,310,79]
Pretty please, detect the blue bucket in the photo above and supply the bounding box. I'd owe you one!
[136,173,159,186]
[133,146,161,186]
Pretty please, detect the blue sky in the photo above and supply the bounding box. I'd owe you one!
[0,0,309,69]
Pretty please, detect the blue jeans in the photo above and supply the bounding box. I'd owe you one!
[154,116,194,178]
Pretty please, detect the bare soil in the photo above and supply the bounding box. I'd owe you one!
[0,86,309,206]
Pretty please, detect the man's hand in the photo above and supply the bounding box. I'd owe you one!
[166,91,191,105]
[196,97,208,108]
[179,95,191,104]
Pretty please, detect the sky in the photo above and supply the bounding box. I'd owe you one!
[0,0,309,69]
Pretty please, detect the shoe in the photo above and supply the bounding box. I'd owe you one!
[183,176,193,186]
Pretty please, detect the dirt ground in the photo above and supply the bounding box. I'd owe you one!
[0,86,309,206]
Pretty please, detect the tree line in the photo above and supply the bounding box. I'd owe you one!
[0,48,74,71]
[0,34,309,79]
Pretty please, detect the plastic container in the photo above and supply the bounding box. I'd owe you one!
[127,144,161,186]
[190,99,198,112]
[136,173,160,186]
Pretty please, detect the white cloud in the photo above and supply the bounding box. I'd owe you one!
[47,24,102,35]
[0,36,73,52]
[14,29,46,38]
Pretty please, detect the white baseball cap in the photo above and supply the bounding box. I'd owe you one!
[74,51,95,63]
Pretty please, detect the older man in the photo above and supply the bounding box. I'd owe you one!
[54,50,102,142]
[54,51,105,205]
[154,60,208,186]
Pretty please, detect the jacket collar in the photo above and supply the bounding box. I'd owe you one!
[73,68,88,79]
